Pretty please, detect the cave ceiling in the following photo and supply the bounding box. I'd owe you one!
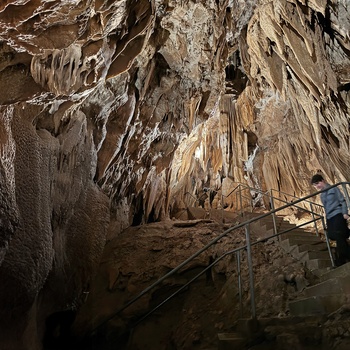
[0,0,350,348]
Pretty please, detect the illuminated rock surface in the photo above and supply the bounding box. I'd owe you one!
[0,0,350,349]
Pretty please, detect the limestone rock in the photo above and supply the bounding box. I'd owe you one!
[0,1,350,349]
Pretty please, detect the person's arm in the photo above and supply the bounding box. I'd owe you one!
[334,187,349,219]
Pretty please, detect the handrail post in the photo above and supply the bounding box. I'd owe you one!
[235,191,238,212]
[222,192,224,224]
[236,251,243,318]
[239,185,243,217]
[245,223,256,320]
[309,203,319,236]
[250,189,254,213]
[269,189,278,239]
[322,216,335,268]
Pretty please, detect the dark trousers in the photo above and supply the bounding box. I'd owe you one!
[327,213,350,265]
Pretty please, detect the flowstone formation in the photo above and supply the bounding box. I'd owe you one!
[0,0,349,349]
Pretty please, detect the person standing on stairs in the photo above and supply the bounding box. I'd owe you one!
[311,174,350,266]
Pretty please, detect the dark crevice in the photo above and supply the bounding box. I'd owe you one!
[132,194,144,226]
[320,125,340,148]
[225,51,248,96]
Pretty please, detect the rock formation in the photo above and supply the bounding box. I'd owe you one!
[0,0,350,349]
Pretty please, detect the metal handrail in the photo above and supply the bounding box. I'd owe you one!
[240,186,325,235]
[221,183,267,216]
[89,182,350,337]
[222,183,245,199]
[231,184,321,211]
[246,187,322,217]
[206,182,324,221]
[270,188,324,208]
[227,184,323,233]
[225,184,326,237]
[127,215,324,330]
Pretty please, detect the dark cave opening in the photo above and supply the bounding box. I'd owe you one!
[320,125,340,148]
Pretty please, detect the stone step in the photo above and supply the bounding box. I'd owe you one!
[280,236,322,252]
[259,228,317,242]
[218,316,326,350]
[305,258,332,270]
[297,249,331,262]
[247,213,284,223]
[310,267,334,278]
[286,244,319,256]
[213,209,239,223]
[256,315,325,328]
[295,242,328,253]
[280,238,322,254]
[286,234,321,243]
[279,236,333,271]
[217,332,247,350]
[250,214,333,273]
[277,221,300,228]
[263,220,293,230]
[253,318,350,349]
[239,212,264,221]
[289,293,348,316]
[318,261,350,281]
[304,276,350,297]
[279,231,319,241]
[234,317,260,335]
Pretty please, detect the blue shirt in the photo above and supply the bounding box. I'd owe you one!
[320,184,348,219]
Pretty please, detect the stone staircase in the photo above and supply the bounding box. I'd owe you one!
[289,263,350,317]
[218,211,350,349]
[254,213,333,272]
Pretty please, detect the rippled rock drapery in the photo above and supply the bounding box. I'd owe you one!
[0,0,350,349]
[170,0,350,210]
[243,0,350,194]
[0,1,230,348]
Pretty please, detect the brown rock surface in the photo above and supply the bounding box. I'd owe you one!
[0,0,350,349]
[73,219,310,350]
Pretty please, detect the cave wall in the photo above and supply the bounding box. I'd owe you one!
[0,0,349,349]
[170,0,350,213]
[245,0,350,194]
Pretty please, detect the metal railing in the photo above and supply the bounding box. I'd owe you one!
[222,183,325,238]
[88,182,350,342]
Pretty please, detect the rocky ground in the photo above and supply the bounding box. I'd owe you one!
[69,215,341,350]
